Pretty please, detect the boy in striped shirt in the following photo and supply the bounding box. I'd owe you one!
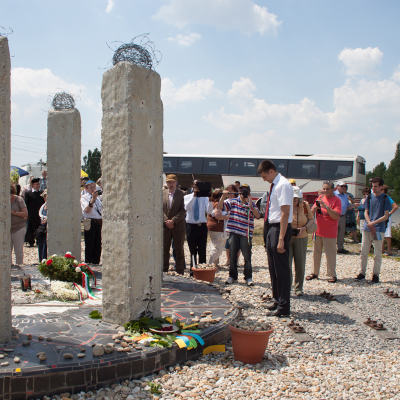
[218,184,260,285]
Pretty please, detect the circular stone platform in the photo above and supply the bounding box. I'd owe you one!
[1,271,237,400]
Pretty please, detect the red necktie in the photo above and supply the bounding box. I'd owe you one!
[264,183,274,222]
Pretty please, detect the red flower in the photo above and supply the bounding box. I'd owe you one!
[46,259,53,265]
[65,254,75,259]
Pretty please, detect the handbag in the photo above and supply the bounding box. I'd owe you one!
[84,218,92,231]
[35,224,47,239]
[304,201,318,234]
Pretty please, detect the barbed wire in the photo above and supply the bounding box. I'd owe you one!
[0,26,13,37]
[51,92,75,110]
[107,33,161,71]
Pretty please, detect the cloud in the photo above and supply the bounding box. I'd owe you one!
[12,67,85,98]
[391,64,400,82]
[167,33,201,46]
[105,0,114,13]
[161,77,220,106]
[154,0,281,35]
[338,47,383,76]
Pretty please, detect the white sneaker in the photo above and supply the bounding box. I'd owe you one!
[225,277,237,284]
[246,279,254,286]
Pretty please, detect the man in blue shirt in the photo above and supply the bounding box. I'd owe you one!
[334,181,353,254]
[355,177,391,283]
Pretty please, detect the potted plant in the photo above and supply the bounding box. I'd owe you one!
[191,263,218,283]
[229,318,273,364]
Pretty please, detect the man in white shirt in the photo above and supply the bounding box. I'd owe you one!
[81,180,103,264]
[184,180,213,271]
[258,160,294,317]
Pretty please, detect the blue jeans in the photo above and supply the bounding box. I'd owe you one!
[229,233,252,280]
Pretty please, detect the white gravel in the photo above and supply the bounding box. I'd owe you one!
[14,239,400,399]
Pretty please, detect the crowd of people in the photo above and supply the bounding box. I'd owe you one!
[9,160,398,317]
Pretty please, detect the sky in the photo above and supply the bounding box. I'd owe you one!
[2,0,400,171]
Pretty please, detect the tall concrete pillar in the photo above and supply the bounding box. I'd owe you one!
[47,108,81,261]
[0,36,12,343]
[101,61,163,324]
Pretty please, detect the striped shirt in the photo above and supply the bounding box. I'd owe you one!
[224,197,259,238]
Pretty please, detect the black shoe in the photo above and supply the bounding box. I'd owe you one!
[355,273,365,281]
[265,304,278,311]
[267,310,290,317]
[337,249,349,254]
[371,275,379,283]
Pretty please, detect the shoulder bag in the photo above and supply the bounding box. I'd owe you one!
[304,201,318,234]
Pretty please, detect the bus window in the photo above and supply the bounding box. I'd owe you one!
[163,157,178,173]
[357,162,365,175]
[203,158,230,174]
[271,159,287,177]
[319,161,353,180]
[177,157,203,174]
[229,158,258,176]
[288,160,319,179]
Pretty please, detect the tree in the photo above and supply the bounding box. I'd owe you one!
[384,141,400,203]
[366,162,386,186]
[82,148,101,182]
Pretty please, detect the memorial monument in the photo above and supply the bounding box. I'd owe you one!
[101,39,163,324]
[0,36,12,343]
[47,93,82,261]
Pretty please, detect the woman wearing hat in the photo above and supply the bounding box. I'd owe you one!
[289,186,314,296]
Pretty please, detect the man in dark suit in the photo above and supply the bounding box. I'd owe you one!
[163,174,186,274]
[24,178,44,247]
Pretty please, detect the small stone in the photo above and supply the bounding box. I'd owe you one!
[121,342,130,348]
[22,341,30,346]
[76,324,81,327]
[159,370,167,377]
[190,312,195,315]
[93,345,104,356]
[287,339,295,344]
[1,362,9,367]
[324,349,333,354]
[46,337,52,342]
[39,354,47,361]
[57,346,66,350]
[114,339,121,344]
[3,348,13,352]
[112,334,120,340]
[296,385,309,392]
[60,393,71,399]
[0,355,3,359]
[77,353,85,358]
[38,336,44,340]
[63,353,73,359]
[14,357,20,363]
[104,345,114,354]
[26,334,32,340]
[322,335,330,340]
[80,346,86,353]
[37,352,46,356]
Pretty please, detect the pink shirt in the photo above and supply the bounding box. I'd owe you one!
[168,190,176,209]
[315,195,342,238]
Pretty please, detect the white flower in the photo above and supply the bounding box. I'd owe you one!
[51,254,57,258]
[75,267,81,273]
[66,251,72,255]
[73,260,79,265]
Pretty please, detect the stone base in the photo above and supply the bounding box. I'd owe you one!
[0,275,237,399]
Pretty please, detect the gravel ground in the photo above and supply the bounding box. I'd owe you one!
[12,239,400,399]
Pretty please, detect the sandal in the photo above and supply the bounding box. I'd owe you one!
[328,276,337,283]
[383,252,392,256]
[306,274,318,281]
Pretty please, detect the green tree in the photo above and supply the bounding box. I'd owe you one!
[384,141,400,203]
[366,162,386,186]
[82,148,102,182]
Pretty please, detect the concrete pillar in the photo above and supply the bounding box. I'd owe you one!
[47,108,81,261]
[101,61,163,324]
[0,36,12,343]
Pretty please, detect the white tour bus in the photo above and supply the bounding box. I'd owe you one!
[163,154,366,204]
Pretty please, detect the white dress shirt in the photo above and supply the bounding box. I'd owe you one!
[184,193,213,224]
[268,173,294,223]
[81,193,103,219]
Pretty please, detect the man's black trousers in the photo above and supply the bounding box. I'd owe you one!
[84,219,102,264]
[186,223,208,268]
[266,222,292,313]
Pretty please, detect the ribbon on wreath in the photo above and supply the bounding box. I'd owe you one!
[81,271,99,300]
[73,283,86,304]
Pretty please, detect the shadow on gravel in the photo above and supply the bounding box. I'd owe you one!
[294,310,356,326]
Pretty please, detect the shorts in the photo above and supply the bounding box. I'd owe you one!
[385,215,392,238]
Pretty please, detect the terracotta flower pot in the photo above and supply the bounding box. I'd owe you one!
[191,267,218,283]
[229,323,273,364]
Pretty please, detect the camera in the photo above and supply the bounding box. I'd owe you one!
[195,182,212,197]
[240,188,249,199]
[316,200,322,214]
[96,189,103,195]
